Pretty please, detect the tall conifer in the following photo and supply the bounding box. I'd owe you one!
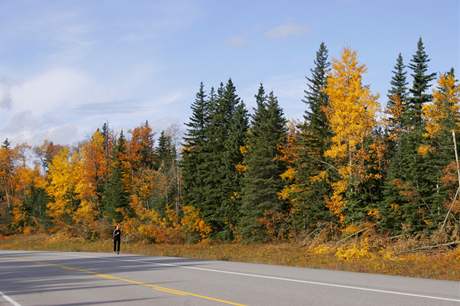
[292,43,333,230]
[240,86,287,241]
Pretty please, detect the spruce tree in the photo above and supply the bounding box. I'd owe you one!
[157,130,178,210]
[101,122,112,164]
[189,79,247,239]
[408,38,436,127]
[220,100,248,239]
[157,130,175,172]
[240,85,287,242]
[183,81,247,237]
[292,43,333,230]
[182,83,210,211]
[202,80,248,238]
[381,39,437,233]
[379,54,410,232]
[302,42,330,142]
[102,131,131,223]
[386,53,409,139]
[422,71,460,227]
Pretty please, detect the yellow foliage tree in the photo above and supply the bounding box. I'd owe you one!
[324,48,380,223]
[46,147,79,228]
[73,130,107,228]
[423,72,460,139]
[11,165,46,232]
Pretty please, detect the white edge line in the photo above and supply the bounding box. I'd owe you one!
[4,251,460,304]
[0,291,22,306]
[142,261,460,304]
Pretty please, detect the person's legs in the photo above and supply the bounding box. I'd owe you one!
[116,239,120,254]
[113,239,117,253]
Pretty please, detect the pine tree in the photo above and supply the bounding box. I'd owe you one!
[408,38,436,127]
[422,71,460,226]
[101,122,112,169]
[157,131,175,172]
[155,130,178,211]
[379,54,409,232]
[291,42,333,230]
[381,39,437,233]
[102,131,131,223]
[240,85,287,242]
[386,53,409,143]
[182,83,211,213]
[194,80,248,238]
[220,100,248,239]
[302,42,331,142]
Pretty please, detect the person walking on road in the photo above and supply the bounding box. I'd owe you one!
[113,224,121,255]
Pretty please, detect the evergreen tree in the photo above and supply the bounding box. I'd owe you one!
[408,38,436,127]
[422,71,460,227]
[381,39,437,233]
[156,130,178,210]
[386,53,409,141]
[157,131,175,172]
[379,54,410,231]
[102,131,131,223]
[302,42,331,142]
[220,100,248,239]
[197,80,247,238]
[240,86,287,242]
[182,83,211,212]
[101,122,112,164]
[292,43,333,230]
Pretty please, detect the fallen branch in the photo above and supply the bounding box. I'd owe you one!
[300,225,325,247]
[396,241,460,255]
[335,228,368,245]
[441,186,459,231]
[441,130,460,231]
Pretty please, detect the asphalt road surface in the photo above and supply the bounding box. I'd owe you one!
[0,250,459,306]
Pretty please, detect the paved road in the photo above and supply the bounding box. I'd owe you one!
[0,250,458,306]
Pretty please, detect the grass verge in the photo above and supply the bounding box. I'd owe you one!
[0,234,459,281]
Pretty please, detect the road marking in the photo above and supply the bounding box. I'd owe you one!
[35,261,246,306]
[90,256,460,304]
[0,291,22,306]
[6,251,460,304]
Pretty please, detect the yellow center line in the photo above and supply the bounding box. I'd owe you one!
[36,261,246,306]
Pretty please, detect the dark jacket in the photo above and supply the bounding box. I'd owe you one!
[113,229,121,240]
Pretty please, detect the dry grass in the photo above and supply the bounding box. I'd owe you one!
[0,234,459,281]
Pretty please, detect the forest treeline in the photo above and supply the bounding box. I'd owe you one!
[1,38,459,243]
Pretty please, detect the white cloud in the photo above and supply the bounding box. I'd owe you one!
[9,68,92,114]
[265,23,309,39]
[0,80,13,109]
[0,64,191,146]
[0,2,202,146]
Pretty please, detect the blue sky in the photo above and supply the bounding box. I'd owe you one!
[0,0,458,145]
